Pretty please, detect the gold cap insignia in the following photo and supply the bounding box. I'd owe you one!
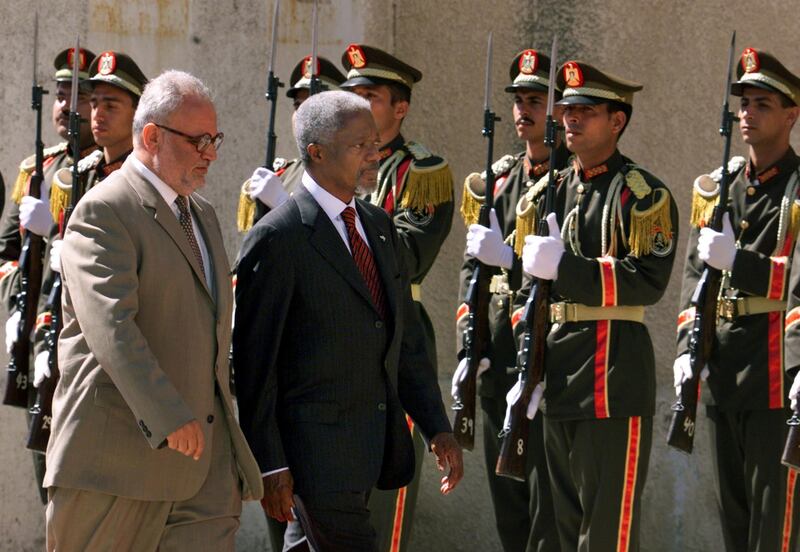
[98,52,116,76]
[742,48,760,74]
[347,44,367,69]
[563,61,584,88]
[302,55,318,79]
[519,50,538,75]
[67,48,88,72]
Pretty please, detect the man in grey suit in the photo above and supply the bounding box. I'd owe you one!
[45,70,263,551]
[234,91,463,551]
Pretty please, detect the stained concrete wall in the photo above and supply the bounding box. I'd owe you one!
[1,0,799,550]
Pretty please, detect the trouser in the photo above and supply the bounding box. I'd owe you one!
[481,396,559,552]
[26,410,47,504]
[707,406,800,552]
[284,491,377,552]
[544,416,652,552]
[367,417,425,552]
[46,398,242,551]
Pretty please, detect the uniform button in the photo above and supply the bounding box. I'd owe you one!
[740,220,749,230]
[377,403,387,411]
[207,414,215,423]
[746,186,756,196]
[577,184,585,194]
[375,320,383,329]
[497,300,504,307]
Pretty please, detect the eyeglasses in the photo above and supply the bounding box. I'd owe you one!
[155,124,224,153]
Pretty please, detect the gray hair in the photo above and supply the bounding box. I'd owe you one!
[132,70,213,144]
[293,91,372,163]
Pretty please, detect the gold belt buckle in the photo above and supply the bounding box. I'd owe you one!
[489,274,511,296]
[718,298,736,321]
[550,302,566,324]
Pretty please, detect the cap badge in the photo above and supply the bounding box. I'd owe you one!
[302,56,319,79]
[563,62,584,88]
[347,44,367,69]
[67,48,88,72]
[98,52,116,76]
[742,48,760,74]
[519,50,538,75]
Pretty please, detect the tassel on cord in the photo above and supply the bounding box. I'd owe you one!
[49,168,72,223]
[459,173,484,226]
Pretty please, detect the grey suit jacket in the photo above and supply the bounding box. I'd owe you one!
[44,157,263,502]
[233,186,451,495]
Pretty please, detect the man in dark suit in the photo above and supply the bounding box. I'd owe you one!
[234,90,463,551]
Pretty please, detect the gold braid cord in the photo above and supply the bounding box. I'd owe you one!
[237,180,256,233]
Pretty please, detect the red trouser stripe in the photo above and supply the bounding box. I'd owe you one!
[768,311,785,409]
[783,469,797,552]
[389,416,415,552]
[594,320,610,418]
[617,417,641,552]
[599,257,617,306]
[768,256,788,300]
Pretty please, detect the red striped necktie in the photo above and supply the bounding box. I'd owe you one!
[341,206,388,320]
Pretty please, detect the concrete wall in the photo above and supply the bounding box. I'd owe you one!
[1,0,799,550]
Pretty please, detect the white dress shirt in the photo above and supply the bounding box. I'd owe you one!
[131,155,215,296]
[302,171,371,253]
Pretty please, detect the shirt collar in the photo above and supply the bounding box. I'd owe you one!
[131,154,179,208]
[302,171,357,221]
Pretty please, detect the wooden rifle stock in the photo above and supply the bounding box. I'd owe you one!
[667,266,721,452]
[496,278,550,480]
[26,278,61,452]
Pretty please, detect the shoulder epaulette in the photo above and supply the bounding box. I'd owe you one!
[623,165,674,257]
[12,142,69,204]
[513,172,559,257]
[48,150,105,221]
[479,154,518,180]
[399,142,453,211]
[690,156,746,227]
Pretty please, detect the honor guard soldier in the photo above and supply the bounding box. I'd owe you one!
[515,61,678,551]
[237,56,345,233]
[454,49,568,552]
[678,48,800,552]
[0,46,97,505]
[32,51,148,417]
[340,43,454,552]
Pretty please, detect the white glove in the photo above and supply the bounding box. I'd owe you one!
[33,351,51,388]
[502,378,544,430]
[466,208,513,269]
[19,196,55,237]
[49,239,63,274]
[698,213,736,271]
[451,357,491,401]
[672,353,709,396]
[790,371,800,411]
[5,311,20,354]
[522,212,564,280]
[247,167,290,209]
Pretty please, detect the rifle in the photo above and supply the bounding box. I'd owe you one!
[452,32,499,450]
[308,0,321,95]
[496,37,559,480]
[782,405,800,470]
[27,35,84,452]
[3,13,48,408]
[254,0,284,223]
[667,31,738,453]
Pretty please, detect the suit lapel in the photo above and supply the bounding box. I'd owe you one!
[122,159,214,304]
[357,201,398,320]
[189,196,228,310]
[295,188,379,314]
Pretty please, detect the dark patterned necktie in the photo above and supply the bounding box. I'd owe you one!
[175,195,206,283]
[341,206,388,320]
